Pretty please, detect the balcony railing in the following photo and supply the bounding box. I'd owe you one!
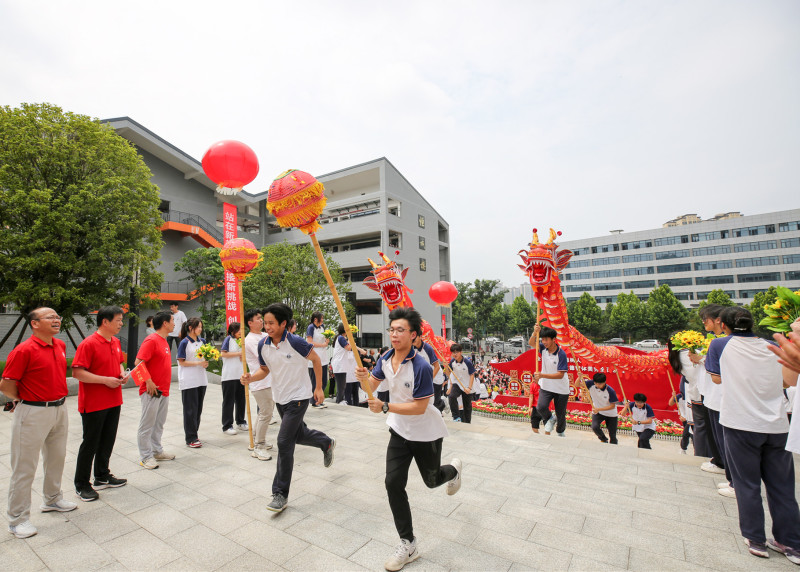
[161,210,224,244]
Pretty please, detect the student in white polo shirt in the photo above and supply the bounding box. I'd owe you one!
[355,307,462,572]
[621,393,657,449]
[242,309,273,461]
[529,325,570,436]
[706,306,800,563]
[412,336,440,412]
[585,373,620,444]
[305,311,330,409]
[447,344,475,423]
[241,303,334,514]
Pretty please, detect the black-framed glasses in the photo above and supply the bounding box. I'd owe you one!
[386,327,408,334]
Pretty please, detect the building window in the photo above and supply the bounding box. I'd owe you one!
[591,243,619,254]
[697,290,735,300]
[572,247,591,256]
[418,236,425,250]
[563,272,590,281]
[654,235,689,246]
[594,282,623,291]
[624,280,656,289]
[656,249,691,260]
[693,245,731,257]
[659,278,693,287]
[565,285,592,292]
[418,215,425,228]
[592,256,621,266]
[738,289,767,299]
[695,260,732,271]
[621,240,652,250]
[783,254,800,265]
[566,259,591,268]
[594,296,617,304]
[781,238,800,248]
[691,230,729,242]
[593,269,622,279]
[734,240,778,253]
[737,272,781,283]
[696,275,734,285]
[732,224,776,237]
[623,266,655,276]
[622,253,654,263]
[736,256,779,268]
[657,264,691,273]
[674,292,694,300]
[779,221,800,232]
[786,271,800,281]
[419,258,426,271]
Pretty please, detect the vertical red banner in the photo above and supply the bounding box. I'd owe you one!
[441,313,446,339]
[222,203,239,327]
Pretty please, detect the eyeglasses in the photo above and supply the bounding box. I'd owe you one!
[34,315,62,321]
[386,327,408,335]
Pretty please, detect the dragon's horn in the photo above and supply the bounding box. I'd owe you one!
[380,252,392,264]
[546,228,557,245]
[532,228,539,244]
[367,258,379,269]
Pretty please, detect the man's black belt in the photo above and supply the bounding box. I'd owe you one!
[20,398,66,407]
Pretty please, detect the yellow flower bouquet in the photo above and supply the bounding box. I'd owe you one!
[196,343,220,361]
[322,328,337,342]
[759,287,800,333]
[670,330,714,355]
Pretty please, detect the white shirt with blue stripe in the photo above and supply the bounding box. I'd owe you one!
[585,380,619,417]
[628,402,656,432]
[258,330,315,405]
[538,343,569,395]
[177,335,209,390]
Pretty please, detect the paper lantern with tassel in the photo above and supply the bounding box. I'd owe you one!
[219,238,262,280]
[201,140,259,195]
[266,169,327,235]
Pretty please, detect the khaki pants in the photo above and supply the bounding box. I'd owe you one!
[7,403,69,526]
[250,387,274,447]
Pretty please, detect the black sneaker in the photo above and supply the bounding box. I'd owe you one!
[324,437,336,468]
[267,493,287,513]
[93,475,127,490]
[76,485,99,502]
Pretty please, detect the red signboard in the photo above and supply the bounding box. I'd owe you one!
[222,203,239,327]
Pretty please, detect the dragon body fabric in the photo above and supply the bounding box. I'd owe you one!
[519,228,670,375]
[363,252,453,362]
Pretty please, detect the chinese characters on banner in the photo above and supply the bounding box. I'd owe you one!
[223,203,239,327]
[441,313,446,339]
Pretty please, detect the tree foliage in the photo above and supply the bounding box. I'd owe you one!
[700,289,735,308]
[0,103,163,326]
[469,279,507,343]
[451,281,475,340]
[567,292,602,336]
[610,292,644,343]
[748,286,779,338]
[174,247,225,338]
[645,285,689,341]
[508,295,535,336]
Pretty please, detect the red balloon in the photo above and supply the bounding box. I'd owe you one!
[202,140,259,190]
[429,281,459,306]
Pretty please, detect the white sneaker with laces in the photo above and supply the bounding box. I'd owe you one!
[8,520,37,538]
[255,447,272,461]
[385,537,419,571]
[717,482,731,489]
[544,415,557,434]
[700,461,726,474]
[139,457,159,470]
[237,423,248,431]
[446,458,462,496]
[40,499,77,512]
[224,427,238,435]
[718,486,736,498]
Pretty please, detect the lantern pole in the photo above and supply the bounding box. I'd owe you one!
[237,281,255,450]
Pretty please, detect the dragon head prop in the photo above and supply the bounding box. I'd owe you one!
[363,251,413,310]
[518,228,573,292]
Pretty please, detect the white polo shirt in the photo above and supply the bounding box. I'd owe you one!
[585,380,619,417]
[306,323,330,366]
[177,335,208,390]
[448,357,475,392]
[245,332,271,390]
[538,343,569,394]
[371,348,448,442]
[258,330,315,405]
[170,310,187,338]
[706,333,788,434]
[220,335,244,381]
[628,402,656,432]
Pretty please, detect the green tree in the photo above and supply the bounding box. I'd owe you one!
[489,304,512,338]
[451,281,475,340]
[748,286,779,338]
[509,296,535,337]
[700,289,735,308]
[0,102,163,330]
[567,292,602,337]
[174,247,225,339]
[610,292,645,343]
[469,279,507,347]
[645,285,689,341]
[599,301,615,339]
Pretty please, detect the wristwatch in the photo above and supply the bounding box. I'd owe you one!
[382,402,390,414]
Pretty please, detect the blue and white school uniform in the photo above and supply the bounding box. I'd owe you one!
[177,336,208,390]
[586,381,619,417]
[257,330,315,405]
[220,335,243,381]
[538,344,569,395]
[628,402,656,432]
[447,357,475,393]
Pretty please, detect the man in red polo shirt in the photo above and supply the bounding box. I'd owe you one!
[0,307,77,539]
[72,306,129,501]
[135,310,176,469]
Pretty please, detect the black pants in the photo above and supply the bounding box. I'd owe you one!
[725,427,800,547]
[448,385,472,422]
[167,336,180,351]
[636,428,655,449]
[334,373,347,403]
[346,382,360,406]
[74,405,120,488]
[433,384,445,412]
[680,421,693,451]
[385,429,457,542]
[707,408,732,484]
[591,413,618,444]
[378,390,390,403]
[308,366,329,396]
[273,399,332,498]
[182,386,206,444]
[221,379,245,430]
[537,389,569,433]
[691,399,721,463]
[529,406,542,428]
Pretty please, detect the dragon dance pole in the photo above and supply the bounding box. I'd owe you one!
[567,346,594,408]
[613,367,630,408]
[238,282,254,450]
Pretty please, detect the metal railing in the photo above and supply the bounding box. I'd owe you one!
[161,210,223,244]
[159,281,193,294]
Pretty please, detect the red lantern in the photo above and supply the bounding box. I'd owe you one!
[266,169,327,235]
[201,140,259,195]
[429,281,459,307]
[219,238,262,281]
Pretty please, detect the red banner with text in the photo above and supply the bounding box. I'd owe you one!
[222,203,239,327]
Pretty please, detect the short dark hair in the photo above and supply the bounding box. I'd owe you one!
[311,311,323,323]
[169,302,179,308]
[337,323,346,335]
[450,343,463,353]
[698,303,724,321]
[145,315,154,327]
[388,307,423,337]
[152,311,173,330]
[264,302,292,327]
[593,372,606,384]
[633,392,647,402]
[720,306,753,333]
[96,306,123,328]
[540,326,558,340]
[227,322,241,337]
[244,309,261,329]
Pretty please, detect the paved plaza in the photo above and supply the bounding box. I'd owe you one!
[1,383,799,571]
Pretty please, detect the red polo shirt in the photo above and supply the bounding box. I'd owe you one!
[135,333,172,396]
[72,331,124,413]
[2,335,68,402]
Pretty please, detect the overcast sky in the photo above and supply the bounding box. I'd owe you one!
[2,1,798,288]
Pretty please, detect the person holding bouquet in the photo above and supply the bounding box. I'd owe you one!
[220,322,246,435]
[177,318,212,448]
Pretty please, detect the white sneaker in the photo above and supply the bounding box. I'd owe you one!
[446,458,462,496]
[680,449,687,455]
[139,457,159,470]
[153,451,175,461]
[544,415,557,434]
[40,499,77,512]
[385,537,420,571]
[237,423,248,431]
[700,461,726,475]
[255,447,272,461]
[718,486,736,498]
[224,427,238,435]
[717,482,731,489]
[8,520,37,538]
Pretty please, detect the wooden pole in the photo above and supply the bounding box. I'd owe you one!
[613,367,629,412]
[238,282,254,450]
[568,346,594,408]
[309,233,372,399]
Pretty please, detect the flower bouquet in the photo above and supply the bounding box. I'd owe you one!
[322,328,337,342]
[759,287,800,333]
[196,343,220,362]
[349,324,359,335]
[670,330,717,355]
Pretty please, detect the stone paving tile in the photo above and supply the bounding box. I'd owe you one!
[101,528,182,570]
[226,519,310,564]
[146,481,210,512]
[285,515,371,559]
[183,499,254,535]
[527,523,630,569]
[569,555,628,571]
[97,482,160,516]
[34,530,116,570]
[582,515,686,559]
[499,497,587,533]
[127,503,196,539]
[470,528,572,570]
[349,538,450,571]
[683,538,794,571]
[627,548,712,572]
[220,551,285,571]
[450,503,534,540]
[165,523,246,569]
[67,504,140,544]
[630,511,740,552]
[2,536,48,570]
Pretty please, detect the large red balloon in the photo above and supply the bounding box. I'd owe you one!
[202,140,259,191]
[429,281,459,306]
